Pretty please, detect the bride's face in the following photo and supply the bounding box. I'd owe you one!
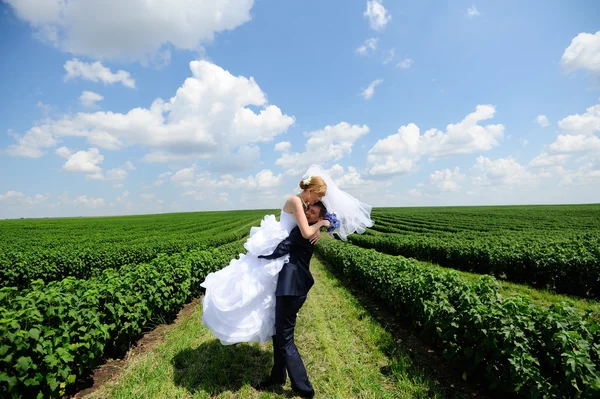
[306,189,324,205]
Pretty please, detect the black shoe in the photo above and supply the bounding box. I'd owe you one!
[292,387,315,398]
[253,378,283,391]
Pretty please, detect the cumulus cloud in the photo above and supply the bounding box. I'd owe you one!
[6,60,294,165]
[208,145,261,174]
[529,152,570,168]
[548,134,600,153]
[56,193,105,208]
[87,167,128,181]
[275,122,370,175]
[367,105,504,176]
[361,79,383,100]
[173,167,283,191]
[535,114,549,127]
[466,6,480,17]
[396,58,414,69]
[547,104,600,154]
[383,48,395,65]
[355,38,378,56]
[0,191,49,206]
[430,167,465,192]
[557,104,600,136]
[471,156,541,187]
[148,171,173,188]
[80,90,104,107]
[65,59,135,88]
[5,0,255,63]
[560,31,600,77]
[274,141,291,152]
[58,147,104,173]
[6,125,57,158]
[364,0,391,31]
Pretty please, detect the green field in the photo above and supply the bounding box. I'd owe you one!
[1,205,599,398]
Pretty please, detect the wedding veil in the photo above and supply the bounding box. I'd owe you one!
[303,164,374,241]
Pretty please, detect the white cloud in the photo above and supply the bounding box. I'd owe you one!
[430,167,465,192]
[361,79,383,100]
[558,104,600,136]
[6,60,294,164]
[176,168,283,192]
[548,134,600,153]
[80,90,104,107]
[560,31,600,77]
[274,141,291,152]
[529,152,570,168]
[535,114,549,127]
[76,196,105,207]
[54,194,106,208]
[171,166,196,183]
[116,190,130,202]
[543,104,600,155]
[87,167,128,181]
[396,58,414,69]
[355,38,378,56]
[65,59,135,88]
[408,188,423,198]
[364,0,391,31]
[383,48,395,65]
[60,147,104,173]
[6,125,57,158]
[5,0,255,63]
[237,169,282,189]
[367,105,504,176]
[555,161,600,186]
[208,145,260,174]
[0,191,49,206]
[148,171,173,187]
[327,164,370,189]
[466,6,480,17]
[218,192,229,202]
[55,146,71,158]
[471,156,540,187]
[124,161,135,170]
[275,122,370,174]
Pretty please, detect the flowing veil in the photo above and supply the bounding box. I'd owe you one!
[303,165,374,240]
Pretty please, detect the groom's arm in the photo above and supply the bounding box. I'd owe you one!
[258,227,303,260]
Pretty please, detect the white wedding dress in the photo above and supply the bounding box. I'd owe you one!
[200,210,298,345]
[200,164,374,346]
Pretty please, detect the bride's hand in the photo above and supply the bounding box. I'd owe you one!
[309,230,320,245]
[322,220,331,228]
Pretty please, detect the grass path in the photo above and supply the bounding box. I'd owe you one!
[86,256,446,399]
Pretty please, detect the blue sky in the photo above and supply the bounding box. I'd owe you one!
[0,0,599,218]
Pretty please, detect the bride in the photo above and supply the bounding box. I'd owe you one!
[200,164,373,345]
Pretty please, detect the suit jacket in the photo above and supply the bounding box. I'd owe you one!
[258,226,315,297]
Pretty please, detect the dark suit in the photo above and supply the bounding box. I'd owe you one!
[258,226,316,396]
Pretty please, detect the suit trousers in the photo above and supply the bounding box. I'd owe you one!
[270,295,313,394]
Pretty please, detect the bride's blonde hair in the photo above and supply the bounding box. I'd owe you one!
[299,176,327,196]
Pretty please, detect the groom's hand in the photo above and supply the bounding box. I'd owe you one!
[309,230,320,245]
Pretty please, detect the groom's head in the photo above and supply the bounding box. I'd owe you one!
[306,201,326,225]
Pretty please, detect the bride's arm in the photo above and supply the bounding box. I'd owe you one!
[286,196,329,239]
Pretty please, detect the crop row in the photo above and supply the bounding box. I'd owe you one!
[0,218,259,289]
[348,231,600,298]
[0,240,246,398]
[316,239,600,398]
[373,204,600,232]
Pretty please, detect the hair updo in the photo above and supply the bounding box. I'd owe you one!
[299,175,327,196]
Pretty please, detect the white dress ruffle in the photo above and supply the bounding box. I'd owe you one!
[200,212,297,345]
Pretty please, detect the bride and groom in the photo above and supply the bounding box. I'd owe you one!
[200,165,374,398]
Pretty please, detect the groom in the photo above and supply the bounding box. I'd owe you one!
[255,201,327,399]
